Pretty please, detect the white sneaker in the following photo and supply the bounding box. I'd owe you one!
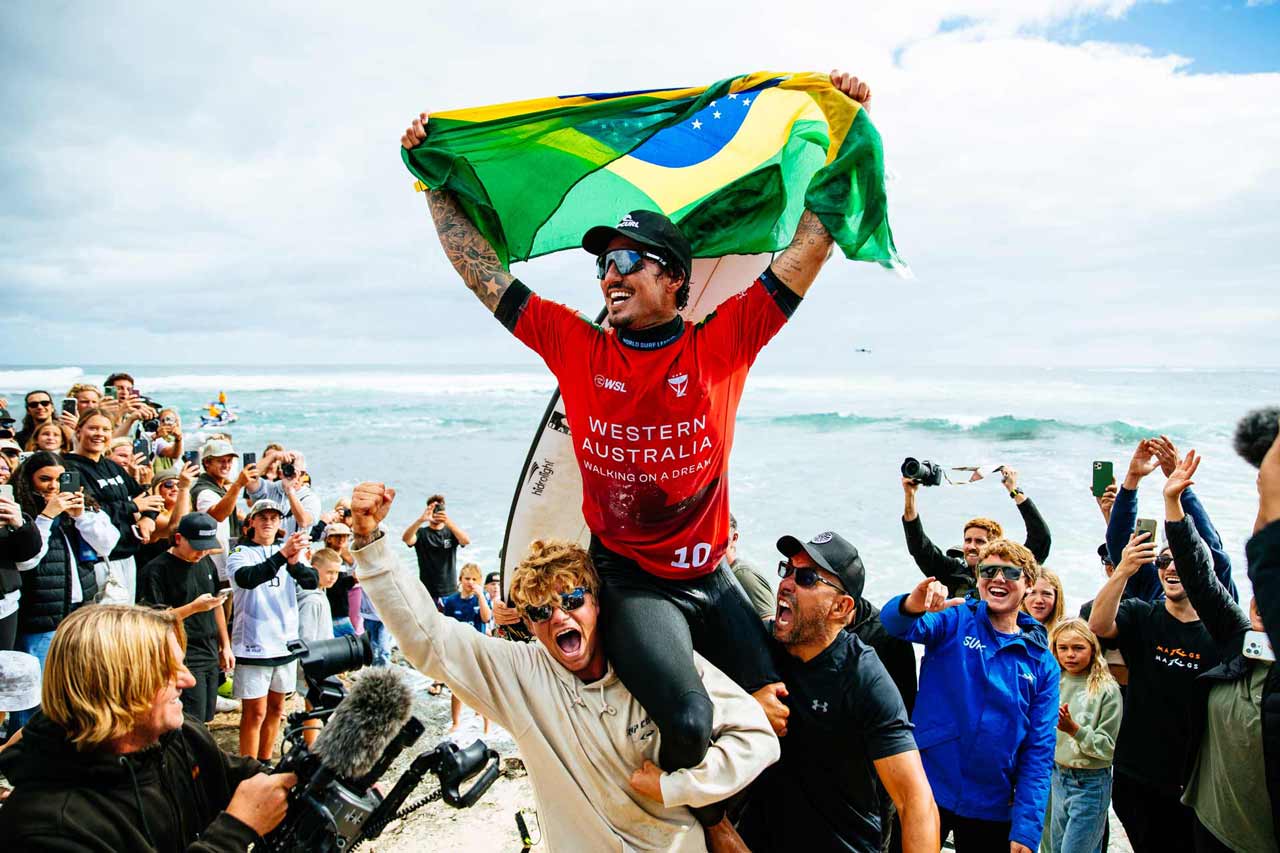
[215,696,238,714]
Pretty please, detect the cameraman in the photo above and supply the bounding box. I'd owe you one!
[0,605,296,851]
[901,465,1051,598]
[245,449,319,536]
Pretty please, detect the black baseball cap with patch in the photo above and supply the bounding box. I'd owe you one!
[582,210,692,278]
[177,511,221,550]
[776,531,866,600]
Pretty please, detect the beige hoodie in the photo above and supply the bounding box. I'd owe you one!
[354,532,779,853]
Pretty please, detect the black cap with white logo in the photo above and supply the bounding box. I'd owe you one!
[581,210,692,278]
[177,511,222,550]
[776,531,866,600]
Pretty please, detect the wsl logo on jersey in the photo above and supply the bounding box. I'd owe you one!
[667,373,689,398]
[594,375,627,393]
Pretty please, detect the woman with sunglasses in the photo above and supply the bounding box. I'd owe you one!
[881,539,1059,853]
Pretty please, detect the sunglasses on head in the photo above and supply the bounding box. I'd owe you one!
[523,587,587,623]
[595,248,667,279]
[1155,554,1174,569]
[977,563,1025,582]
[777,561,848,594]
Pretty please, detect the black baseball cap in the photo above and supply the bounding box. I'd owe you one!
[776,531,866,600]
[582,210,692,278]
[0,408,13,426]
[485,572,500,585]
[1097,543,1113,564]
[176,511,221,550]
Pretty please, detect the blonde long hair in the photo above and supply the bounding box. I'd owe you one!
[41,605,187,751]
[1049,617,1115,696]
[1021,568,1065,630]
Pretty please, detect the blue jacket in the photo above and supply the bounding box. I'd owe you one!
[881,595,1059,850]
[1105,485,1238,603]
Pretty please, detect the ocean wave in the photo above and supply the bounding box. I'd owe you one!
[0,367,86,393]
[123,372,557,395]
[767,412,1157,443]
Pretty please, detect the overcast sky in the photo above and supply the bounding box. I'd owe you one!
[2,0,1277,370]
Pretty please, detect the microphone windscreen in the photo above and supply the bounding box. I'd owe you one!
[312,667,413,779]
[1234,407,1280,469]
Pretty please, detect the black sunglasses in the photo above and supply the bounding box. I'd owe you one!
[777,561,848,595]
[1155,554,1174,569]
[26,399,52,408]
[977,564,1025,582]
[523,587,588,623]
[595,248,667,279]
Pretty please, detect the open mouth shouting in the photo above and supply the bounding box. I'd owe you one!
[986,583,1013,603]
[555,627,583,657]
[775,596,795,631]
[607,287,634,309]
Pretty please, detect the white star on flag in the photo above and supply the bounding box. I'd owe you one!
[713,111,721,119]
[691,119,702,129]
[742,97,751,105]
[710,100,717,107]
[728,93,738,99]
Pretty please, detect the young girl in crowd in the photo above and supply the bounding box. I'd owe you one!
[150,408,184,476]
[24,421,71,454]
[1022,569,1065,631]
[1044,617,1122,853]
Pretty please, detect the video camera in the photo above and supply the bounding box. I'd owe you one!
[264,635,502,853]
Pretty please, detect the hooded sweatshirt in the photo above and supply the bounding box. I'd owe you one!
[881,595,1059,851]
[354,532,779,853]
[0,711,262,852]
[62,454,149,560]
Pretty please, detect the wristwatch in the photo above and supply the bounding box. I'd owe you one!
[1009,488,1025,500]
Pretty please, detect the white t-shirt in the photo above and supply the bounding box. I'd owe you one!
[195,489,231,581]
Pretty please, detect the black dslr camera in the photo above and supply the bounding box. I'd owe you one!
[264,635,501,853]
[901,457,944,487]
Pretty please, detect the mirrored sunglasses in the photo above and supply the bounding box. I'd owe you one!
[777,561,847,594]
[977,563,1025,582]
[523,587,587,623]
[595,248,666,279]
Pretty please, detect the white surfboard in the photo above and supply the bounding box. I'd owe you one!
[499,254,771,594]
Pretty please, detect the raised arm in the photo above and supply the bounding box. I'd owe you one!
[1089,532,1156,640]
[401,113,515,312]
[769,71,871,296]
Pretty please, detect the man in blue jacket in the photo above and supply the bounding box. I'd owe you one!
[1106,436,1238,602]
[881,539,1058,853]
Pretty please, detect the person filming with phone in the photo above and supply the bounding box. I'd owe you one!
[0,605,297,851]
[900,465,1051,598]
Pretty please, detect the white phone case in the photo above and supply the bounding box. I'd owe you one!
[1243,630,1275,663]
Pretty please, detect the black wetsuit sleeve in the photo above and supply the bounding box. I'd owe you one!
[494,280,533,333]
[288,561,320,590]
[878,637,919,717]
[1168,517,1249,660]
[1248,520,1280,654]
[234,551,289,589]
[1019,497,1052,563]
[902,515,972,597]
[758,266,801,319]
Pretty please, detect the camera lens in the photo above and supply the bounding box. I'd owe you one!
[292,634,373,682]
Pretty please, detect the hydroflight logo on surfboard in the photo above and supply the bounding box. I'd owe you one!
[527,458,557,497]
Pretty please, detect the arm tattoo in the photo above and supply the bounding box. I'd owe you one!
[427,190,514,313]
[772,210,835,295]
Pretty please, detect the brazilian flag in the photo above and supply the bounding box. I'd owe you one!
[403,70,900,269]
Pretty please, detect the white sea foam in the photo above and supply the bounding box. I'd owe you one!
[0,367,86,393]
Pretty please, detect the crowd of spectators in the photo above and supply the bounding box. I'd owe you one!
[0,378,1275,853]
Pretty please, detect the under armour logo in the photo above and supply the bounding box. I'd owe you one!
[812,699,829,713]
[667,373,689,397]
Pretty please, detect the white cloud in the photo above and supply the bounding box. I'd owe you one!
[1,0,1276,367]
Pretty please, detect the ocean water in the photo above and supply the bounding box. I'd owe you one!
[2,364,1271,612]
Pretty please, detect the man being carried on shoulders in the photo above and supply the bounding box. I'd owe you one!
[349,482,778,853]
[400,71,873,792]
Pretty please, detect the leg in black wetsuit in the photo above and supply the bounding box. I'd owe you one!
[591,537,778,772]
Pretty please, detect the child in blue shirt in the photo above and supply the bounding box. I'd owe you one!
[439,563,492,732]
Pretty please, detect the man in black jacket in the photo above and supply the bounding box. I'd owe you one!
[900,465,1051,598]
[0,604,295,851]
[1246,415,1280,844]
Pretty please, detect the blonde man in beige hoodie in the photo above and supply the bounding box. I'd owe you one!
[348,482,778,852]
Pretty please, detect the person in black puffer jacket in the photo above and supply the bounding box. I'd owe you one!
[0,605,297,852]
[0,490,42,651]
[1163,450,1277,852]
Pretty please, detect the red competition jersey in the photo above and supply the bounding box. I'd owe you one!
[506,271,794,580]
